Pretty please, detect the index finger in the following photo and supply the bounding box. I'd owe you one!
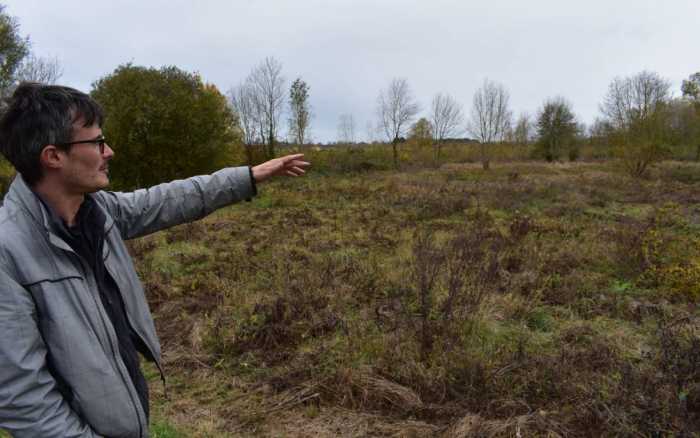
[281,153,305,163]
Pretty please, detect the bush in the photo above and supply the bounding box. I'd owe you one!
[612,203,700,301]
[534,97,578,162]
[91,64,243,190]
[567,143,580,161]
[0,158,14,198]
[400,210,533,362]
[613,107,673,177]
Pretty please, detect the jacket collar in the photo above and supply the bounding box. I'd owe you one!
[5,174,115,236]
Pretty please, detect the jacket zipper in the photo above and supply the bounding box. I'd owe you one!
[72,251,147,438]
[103,260,168,395]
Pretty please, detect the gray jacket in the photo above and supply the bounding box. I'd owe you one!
[0,167,255,437]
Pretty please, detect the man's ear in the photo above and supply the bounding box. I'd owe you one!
[39,145,66,170]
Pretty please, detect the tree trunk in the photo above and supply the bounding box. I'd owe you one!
[480,143,490,170]
[434,142,442,168]
[267,123,275,159]
[392,138,399,169]
[245,144,253,166]
[267,137,275,160]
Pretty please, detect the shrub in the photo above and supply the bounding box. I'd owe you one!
[533,97,578,162]
[611,203,700,301]
[567,143,580,161]
[401,210,531,362]
[91,64,243,190]
[0,158,14,198]
[613,107,673,178]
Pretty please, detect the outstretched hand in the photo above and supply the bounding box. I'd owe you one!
[251,154,311,183]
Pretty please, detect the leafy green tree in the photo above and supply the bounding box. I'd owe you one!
[288,77,311,145]
[91,64,242,190]
[0,5,29,98]
[534,97,578,162]
[682,73,700,102]
[0,153,13,196]
[682,72,700,160]
[0,4,28,189]
[409,117,433,148]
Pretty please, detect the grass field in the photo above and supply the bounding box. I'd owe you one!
[2,157,700,436]
[133,159,699,436]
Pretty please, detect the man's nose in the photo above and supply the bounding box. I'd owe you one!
[103,143,115,158]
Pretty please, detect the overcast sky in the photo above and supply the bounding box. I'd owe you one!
[4,0,699,143]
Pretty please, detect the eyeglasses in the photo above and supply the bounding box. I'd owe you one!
[56,136,108,154]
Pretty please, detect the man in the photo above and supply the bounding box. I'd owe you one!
[0,82,309,437]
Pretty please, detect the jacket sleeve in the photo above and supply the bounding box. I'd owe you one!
[95,166,256,240]
[0,265,102,438]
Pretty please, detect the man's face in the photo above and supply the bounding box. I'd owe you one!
[60,120,114,194]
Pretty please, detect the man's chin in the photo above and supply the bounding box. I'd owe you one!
[90,176,110,192]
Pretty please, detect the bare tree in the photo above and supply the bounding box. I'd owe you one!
[467,79,512,169]
[288,77,311,145]
[365,120,376,143]
[15,54,62,84]
[376,78,420,168]
[248,57,285,159]
[337,113,356,144]
[600,71,672,175]
[251,84,267,146]
[430,92,464,163]
[513,112,533,145]
[601,70,671,130]
[228,80,260,165]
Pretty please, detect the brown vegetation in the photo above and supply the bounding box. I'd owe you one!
[117,158,700,436]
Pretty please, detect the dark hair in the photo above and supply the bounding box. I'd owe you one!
[0,82,104,185]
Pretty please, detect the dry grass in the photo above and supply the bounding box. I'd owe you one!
[83,159,700,435]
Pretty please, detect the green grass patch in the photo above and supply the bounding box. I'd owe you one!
[150,420,187,438]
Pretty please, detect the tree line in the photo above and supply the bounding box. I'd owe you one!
[225,62,700,179]
[377,72,700,176]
